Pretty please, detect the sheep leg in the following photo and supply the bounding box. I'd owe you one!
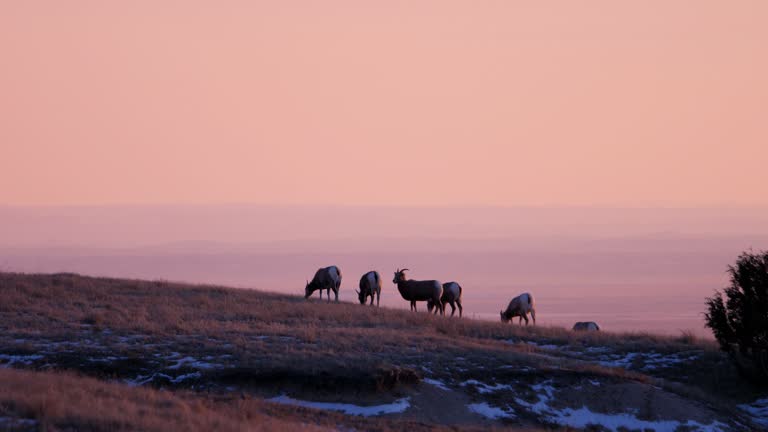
[334,286,339,302]
[523,314,529,326]
[448,301,456,317]
[457,300,463,318]
[530,308,536,325]
[319,289,322,300]
[376,291,380,307]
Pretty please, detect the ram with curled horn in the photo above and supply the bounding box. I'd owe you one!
[392,268,443,315]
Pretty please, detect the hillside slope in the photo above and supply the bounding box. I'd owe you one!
[0,272,763,431]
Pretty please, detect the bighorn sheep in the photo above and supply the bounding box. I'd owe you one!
[392,268,443,315]
[305,266,342,302]
[500,293,536,325]
[356,271,381,306]
[427,281,463,317]
[573,321,600,331]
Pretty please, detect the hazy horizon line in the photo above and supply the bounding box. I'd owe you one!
[2,202,768,210]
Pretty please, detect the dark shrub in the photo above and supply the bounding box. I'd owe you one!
[705,250,768,384]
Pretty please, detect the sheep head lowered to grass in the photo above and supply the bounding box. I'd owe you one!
[500,292,536,325]
[305,265,342,302]
[356,271,381,306]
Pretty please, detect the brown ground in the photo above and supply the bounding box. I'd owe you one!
[0,272,762,431]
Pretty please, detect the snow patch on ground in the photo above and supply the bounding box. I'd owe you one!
[423,378,450,391]
[252,335,297,342]
[126,371,202,386]
[516,340,561,350]
[0,416,38,428]
[0,353,44,366]
[529,342,560,350]
[88,356,127,363]
[167,356,217,370]
[739,397,768,427]
[467,402,515,419]
[514,380,556,414]
[461,379,513,394]
[268,395,410,416]
[514,380,727,432]
[597,351,699,370]
[549,406,728,432]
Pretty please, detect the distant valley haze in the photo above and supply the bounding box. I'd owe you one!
[2,204,766,336]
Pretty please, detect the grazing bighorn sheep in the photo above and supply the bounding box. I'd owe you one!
[305,266,342,302]
[573,321,600,331]
[356,271,381,306]
[500,293,536,325]
[392,268,443,315]
[427,282,464,317]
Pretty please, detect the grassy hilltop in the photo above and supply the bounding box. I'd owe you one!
[0,272,763,431]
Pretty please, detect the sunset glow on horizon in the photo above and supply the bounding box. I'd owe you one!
[2,1,767,207]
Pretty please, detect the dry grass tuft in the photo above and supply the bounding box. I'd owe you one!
[0,369,323,432]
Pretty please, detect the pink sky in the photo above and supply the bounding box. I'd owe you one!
[1,1,767,207]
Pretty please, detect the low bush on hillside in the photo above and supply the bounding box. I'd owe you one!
[705,250,768,385]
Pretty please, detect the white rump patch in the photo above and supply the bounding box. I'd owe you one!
[328,266,340,284]
[268,395,410,416]
[445,282,460,297]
